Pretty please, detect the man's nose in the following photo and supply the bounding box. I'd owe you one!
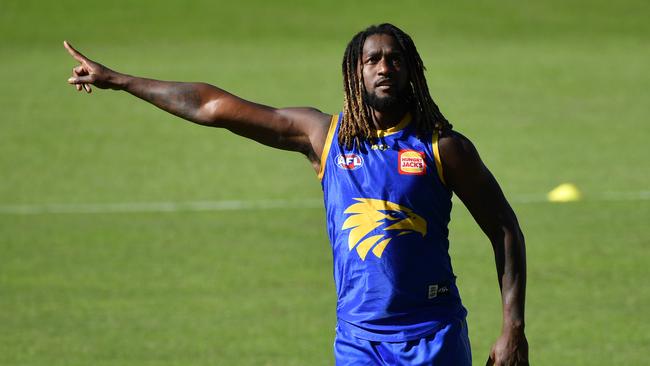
[377,58,393,75]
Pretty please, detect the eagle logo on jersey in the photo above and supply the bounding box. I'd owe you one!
[342,198,427,260]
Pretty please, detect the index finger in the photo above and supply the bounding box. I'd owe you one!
[63,40,88,63]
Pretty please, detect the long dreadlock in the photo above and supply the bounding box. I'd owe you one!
[340,23,452,148]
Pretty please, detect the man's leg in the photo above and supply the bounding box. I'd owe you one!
[334,318,471,366]
[334,326,387,366]
[390,318,472,366]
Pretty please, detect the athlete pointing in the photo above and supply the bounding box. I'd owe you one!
[65,23,528,365]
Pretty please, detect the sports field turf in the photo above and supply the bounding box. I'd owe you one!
[1,0,648,364]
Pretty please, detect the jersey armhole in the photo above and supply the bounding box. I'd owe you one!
[432,131,447,187]
[317,114,339,180]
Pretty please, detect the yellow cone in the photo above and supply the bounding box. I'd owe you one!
[547,183,582,202]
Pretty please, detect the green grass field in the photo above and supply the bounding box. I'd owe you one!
[1,0,649,364]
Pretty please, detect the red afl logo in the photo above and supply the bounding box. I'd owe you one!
[336,154,364,170]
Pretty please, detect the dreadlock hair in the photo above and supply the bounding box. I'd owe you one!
[340,23,452,148]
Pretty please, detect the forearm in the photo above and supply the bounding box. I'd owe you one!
[494,224,527,331]
[113,73,224,125]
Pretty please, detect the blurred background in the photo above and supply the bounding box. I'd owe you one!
[1,0,648,364]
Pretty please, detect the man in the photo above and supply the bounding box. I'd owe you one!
[65,23,528,365]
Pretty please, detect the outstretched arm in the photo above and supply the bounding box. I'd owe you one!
[63,41,332,170]
[439,131,528,366]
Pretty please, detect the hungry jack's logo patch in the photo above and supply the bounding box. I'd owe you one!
[398,150,426,175]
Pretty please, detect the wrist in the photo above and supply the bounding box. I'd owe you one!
[502,319,525,335]
[110,71,131,90]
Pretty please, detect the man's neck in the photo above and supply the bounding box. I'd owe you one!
[371,106,409,130]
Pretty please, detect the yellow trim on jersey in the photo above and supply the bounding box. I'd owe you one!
[376,113,411,138]
[432,131,446,186]
[318,114,339,180]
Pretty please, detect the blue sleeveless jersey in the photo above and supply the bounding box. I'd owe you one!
[319,113,467,342]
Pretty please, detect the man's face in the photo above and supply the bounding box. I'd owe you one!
[361,33,409,112]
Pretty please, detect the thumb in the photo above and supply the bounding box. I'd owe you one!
[486,346,496,366]
[68,75,93,84]
[485,355,494,366]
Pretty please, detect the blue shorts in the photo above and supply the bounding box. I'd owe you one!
[334,318,472,366]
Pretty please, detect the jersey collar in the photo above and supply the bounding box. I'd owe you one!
[375,113,412,138]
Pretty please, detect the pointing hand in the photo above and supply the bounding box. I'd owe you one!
[64,41,120,93]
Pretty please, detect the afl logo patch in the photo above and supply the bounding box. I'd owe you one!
[336,154,364,170]
[398,150,426,175]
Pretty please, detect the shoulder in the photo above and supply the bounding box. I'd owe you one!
[277,107,332,138]
[275,107,335,167]
[277,107,332,125]
[438,129,482,169]
[437,129,487,189]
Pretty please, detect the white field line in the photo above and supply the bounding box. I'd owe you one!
[508,190,650,204]
[0,199,323,215]
[0,191,648,215]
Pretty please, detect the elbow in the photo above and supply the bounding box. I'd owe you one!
[503,217,523,239]
[503,218,525,248]
[500,208,523,238]
[191,83,230,127]
[197,97,226,127]
[502,219,526,264]
[488,213,525,249]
